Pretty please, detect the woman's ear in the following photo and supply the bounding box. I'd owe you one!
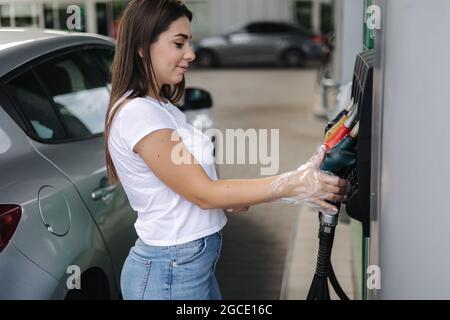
[138,48,144,59]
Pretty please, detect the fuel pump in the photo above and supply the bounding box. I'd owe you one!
[307,116,359,300]
[307,48,375,300]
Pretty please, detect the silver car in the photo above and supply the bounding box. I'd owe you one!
[0,28,214,299]
[194,21,329,68]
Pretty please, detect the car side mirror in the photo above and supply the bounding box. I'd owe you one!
[182,88,213,110]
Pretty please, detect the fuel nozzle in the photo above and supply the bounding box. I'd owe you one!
[324,103,358,151]
[321,121,359,177]
[319,121,359,221]
[324,99,355,136]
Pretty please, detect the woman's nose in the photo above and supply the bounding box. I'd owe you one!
[184,46,196,62]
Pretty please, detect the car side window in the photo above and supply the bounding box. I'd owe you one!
[247,23,279,34]
[247,23,264,34]
[248,23,297,34]
[264,24,291,33]
[90,48,114,86]
[245,23,261,33]
[35,51,111,138]
[5,71,67,141]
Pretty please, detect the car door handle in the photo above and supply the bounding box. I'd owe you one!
[91,184,117,201]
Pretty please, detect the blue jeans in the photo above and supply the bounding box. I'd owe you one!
[120,231,223,300]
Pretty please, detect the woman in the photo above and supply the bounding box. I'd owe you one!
[105,0,347,300]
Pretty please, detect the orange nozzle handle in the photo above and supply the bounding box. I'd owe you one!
[324,125,351,150]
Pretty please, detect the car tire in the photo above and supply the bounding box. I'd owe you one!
[280,49,305,68]
[196,50,219,68]
[64,268,111,300]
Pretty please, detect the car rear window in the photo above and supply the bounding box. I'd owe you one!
[34,51,110,139]
[89,48,115,86]
[4,49,111,143]
[5,71,67,141]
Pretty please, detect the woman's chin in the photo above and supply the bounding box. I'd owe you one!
[167,75,184,85]
[161,72,184,86]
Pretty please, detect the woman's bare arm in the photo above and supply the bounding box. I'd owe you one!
[134,129,345,211]
[134,129,283,209]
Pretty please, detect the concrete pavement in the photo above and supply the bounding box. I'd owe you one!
[186,68,357,300]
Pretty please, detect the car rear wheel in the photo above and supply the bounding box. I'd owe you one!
[196,50,219,68]
[280,49,305,68]
[64,268,111,300]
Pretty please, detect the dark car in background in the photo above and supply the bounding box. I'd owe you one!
[194,21,330,68]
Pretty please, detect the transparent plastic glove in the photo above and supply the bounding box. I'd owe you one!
[269,145,347,215]
[225,206,250,213]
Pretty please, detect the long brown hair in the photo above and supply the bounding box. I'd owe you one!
[104,0,192,183]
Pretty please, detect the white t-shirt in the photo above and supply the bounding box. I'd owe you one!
[108,93,227,246]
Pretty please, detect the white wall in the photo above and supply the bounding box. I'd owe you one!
[373,0,450,299]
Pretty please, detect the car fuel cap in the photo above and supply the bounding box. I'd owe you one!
[38,186,71,236]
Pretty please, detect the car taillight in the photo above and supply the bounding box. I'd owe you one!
[310,35,323,44]
[0,205,21,253]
